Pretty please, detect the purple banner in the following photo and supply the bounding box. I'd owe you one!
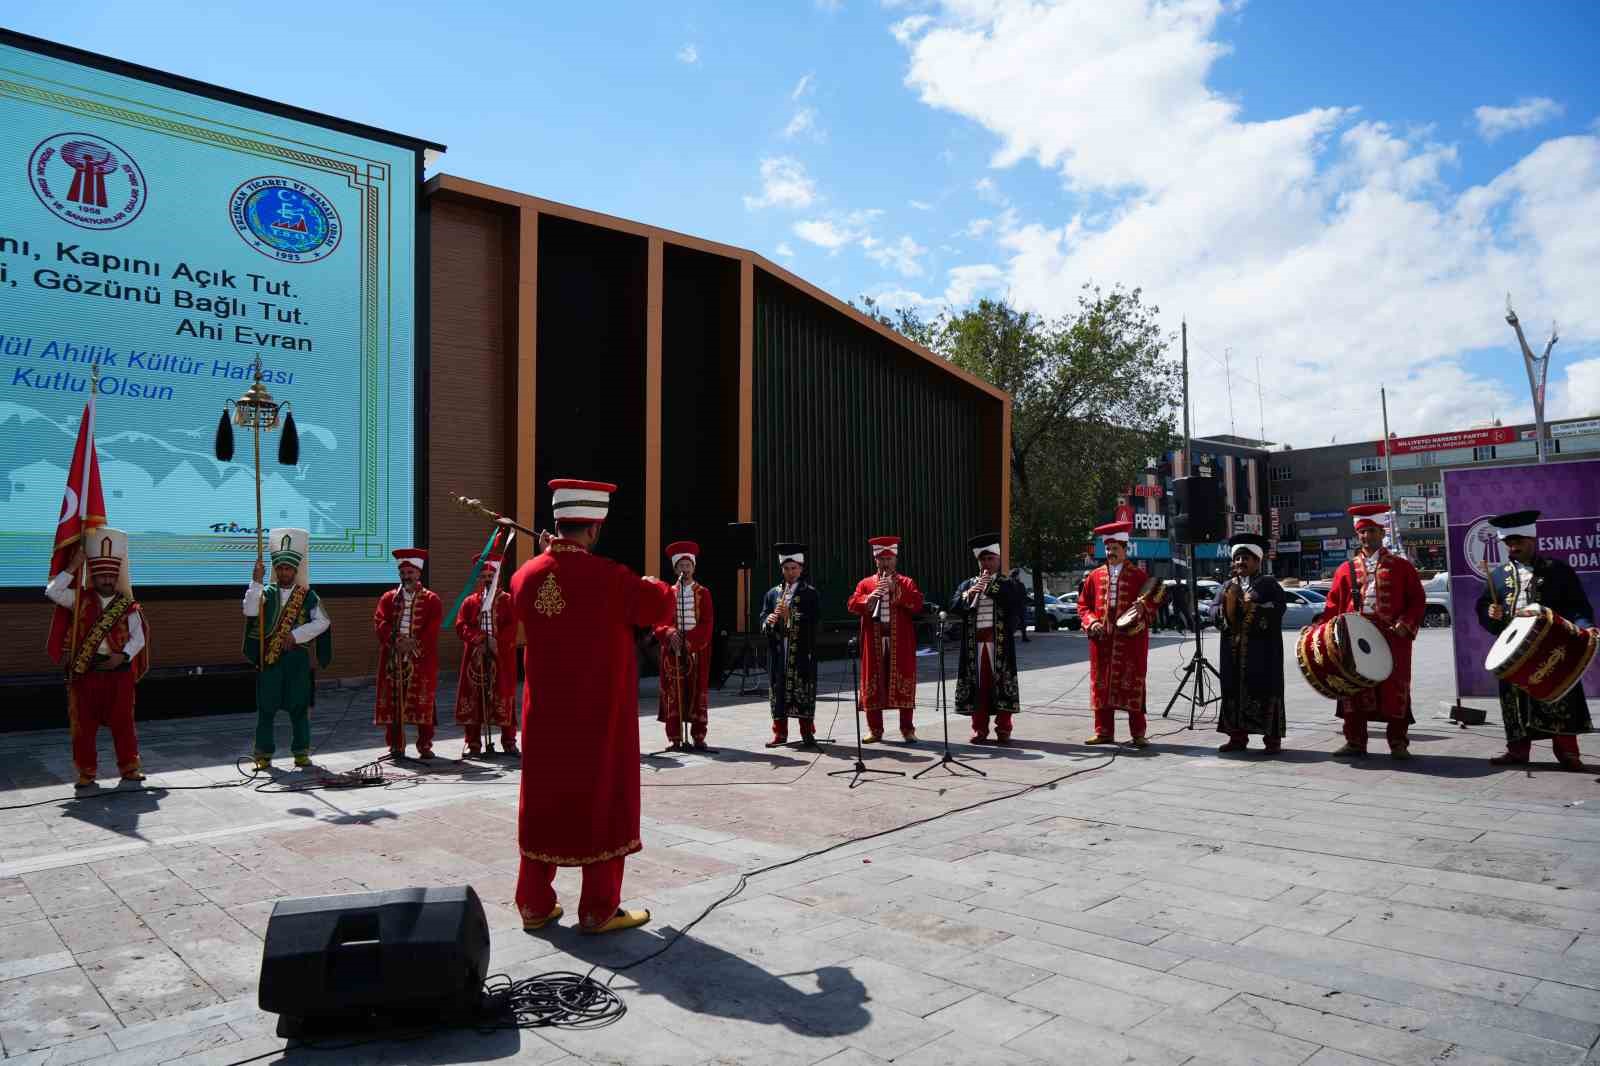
[1444,459,1600,700]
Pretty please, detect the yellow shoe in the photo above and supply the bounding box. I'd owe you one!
[293,754,312,768]
[120,771,147,783]
[522,903,563,931]
[252,755,271,771]
[75,773,96,789]
[1083,735,1115,745]
[862,733,882,745]
[580,908,651,935]
[901,730,919,744]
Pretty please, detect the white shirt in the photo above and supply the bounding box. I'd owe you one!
[675,582,698,629]
[1106,562,1124,613]
[396,586,417,633]
[45,571,144,657]
[242,581,331,645]
[1358,549,1381,615]
[1513,562,1537,611]
[975,577,995,629]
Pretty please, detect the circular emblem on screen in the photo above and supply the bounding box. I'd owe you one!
[28,132,147,230]
[229,177,342,263]
[1463,517,1509,580]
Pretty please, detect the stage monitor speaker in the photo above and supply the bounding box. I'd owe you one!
[258,885,489,1035]
[1172,476,1226,544]
[727,522,759,569]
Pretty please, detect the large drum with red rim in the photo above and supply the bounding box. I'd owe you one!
[1485,607,1598,703]
[1296,613,1394,700]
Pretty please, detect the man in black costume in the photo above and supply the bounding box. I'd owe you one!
[1475,510,1594,769]
[763,542,820,749]
[1216,533,1288,753]
[948,534,1026,744]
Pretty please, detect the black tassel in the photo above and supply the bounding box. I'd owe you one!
[214,410,234,462]
[277,411,299,466]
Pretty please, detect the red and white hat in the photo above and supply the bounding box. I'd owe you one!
[869,535,900,558]
[1094,520,1133,544]
[477,551,504,573]
[550,478,615,525]
[666,540,699,565]
[392,547,427,571]
[1347,503,1392,532]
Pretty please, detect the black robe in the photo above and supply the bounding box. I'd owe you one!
[1475,556,1594,742]
[947,575,1025,716]
[762,582,819,721]
[1216,575,1287,738]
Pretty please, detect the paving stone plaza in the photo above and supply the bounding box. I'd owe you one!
[4,628,1600,1065]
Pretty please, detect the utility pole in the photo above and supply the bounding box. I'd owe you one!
[1255,354,1266,446]
[1381,385,1404,556]
[1506,294,1558,463]
[1223,346,1237,439]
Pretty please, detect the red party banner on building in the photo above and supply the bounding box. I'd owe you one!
[1376,426,1516,456]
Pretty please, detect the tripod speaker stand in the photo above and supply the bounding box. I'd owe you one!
[828,638,905,789]
[914,611,985,779]
[717,566,767,697]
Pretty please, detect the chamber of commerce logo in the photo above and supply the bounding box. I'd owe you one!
[28,132,147,230]
[1463,517,1508,579]
[229,176,342,263]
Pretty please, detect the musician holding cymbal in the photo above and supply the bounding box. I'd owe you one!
[1216,533,1288,754]
[1476,510,1594,769]
[949,534,1026,744]
[1078,520,1155,748]
[1320,504,1425,760]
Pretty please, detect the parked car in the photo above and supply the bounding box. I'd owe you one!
[1281,588,1324,628]
[1059,592,1081,631]
[1023,595,1063,632]
[1421,573,1451,627]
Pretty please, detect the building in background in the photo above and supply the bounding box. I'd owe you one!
[1268,417,1600,579]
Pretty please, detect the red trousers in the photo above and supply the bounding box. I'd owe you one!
[1507,736,1580,761]
[1342,716,1408,750]
[771,719,816,741]
[970,641,1013,739]
[663,715,707,745]
[516,855,625,928]
[385,721,435,754]
[463,723,517,751]
[866,707,916,736]
[70,670,139,777]
[1093,705,1147,740]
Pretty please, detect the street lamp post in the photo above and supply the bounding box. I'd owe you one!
[1506,295,1559,464]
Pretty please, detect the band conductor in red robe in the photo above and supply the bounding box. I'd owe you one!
[656,540,714,750]
[374,548,442,760]
[1078,520,1154,747]
[848,535,925,743]
[512,478,674,934]
[454,549,518,757]
[1319,504,1425,759]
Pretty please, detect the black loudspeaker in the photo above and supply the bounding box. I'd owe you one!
[727,522,759,568]
[1172,476,1226,544]
[259,885,489,1035]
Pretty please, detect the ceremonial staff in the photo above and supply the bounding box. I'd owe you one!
[213,354,299,670]
[66,363,101,679]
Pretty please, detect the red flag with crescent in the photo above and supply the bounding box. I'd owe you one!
[46,397,107,661]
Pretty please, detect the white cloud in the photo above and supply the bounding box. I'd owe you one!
[744,156,819,210]
[945,263,1006,305]
[973,176,1006,204]
[1475,97,1563,141]
[784,107,822,140]
[775,241,797,259]
[676,43,700,65]
[891,14,933,43]
[909,199,934,210]
[792,73,815,100]
[793,208,884,253]
[894,0,1600,445]
[866,235,930,277]
[1550,356,1600,419]
[963,217,994,238]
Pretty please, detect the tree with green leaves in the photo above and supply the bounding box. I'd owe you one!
[880,287,1179,617]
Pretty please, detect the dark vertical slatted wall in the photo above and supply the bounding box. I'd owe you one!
[751,272,992,628]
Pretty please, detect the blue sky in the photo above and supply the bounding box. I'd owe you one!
[7,0,1597,445]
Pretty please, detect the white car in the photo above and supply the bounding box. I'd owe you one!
[1421,573,1452,627]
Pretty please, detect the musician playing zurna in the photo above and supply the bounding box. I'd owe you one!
[374,548,442,760]
[1475,510,1594,769]
[948,533,1026,744]
[1216,533,1288,754]
[763,542,820,748]
[655,540,714,751]
[1320,504,1425,760]
[1078,520,1154,747]
[244,528,332,770]
[454,546,518,758]
[848,535,925,744]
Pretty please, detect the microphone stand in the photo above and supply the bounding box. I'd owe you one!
[828,637,905,789]
[914,608,985,779]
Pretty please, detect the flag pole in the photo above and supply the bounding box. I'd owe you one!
[252,357,265,670]
[68,364,99,677]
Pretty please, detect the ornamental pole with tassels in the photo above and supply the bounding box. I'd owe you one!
[213,354,299,670]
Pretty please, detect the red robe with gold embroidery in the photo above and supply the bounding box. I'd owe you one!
[1078,562,1153,713]
[511,539,673,866]
[848,573,925,711]
[454,589,516,728]
[374,587,442,725]
[655,581,713,726]
[1318,549,1425,722]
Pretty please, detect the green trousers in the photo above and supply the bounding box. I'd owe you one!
[254,649,313,757]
